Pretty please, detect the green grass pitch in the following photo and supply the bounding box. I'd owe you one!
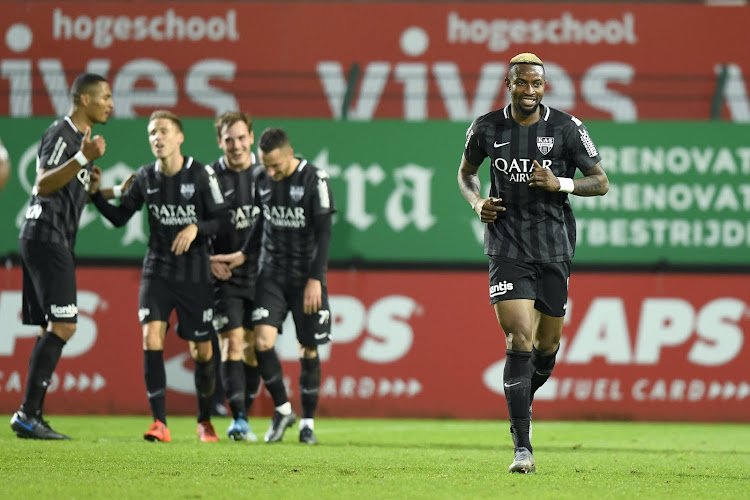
[2,416,749,499]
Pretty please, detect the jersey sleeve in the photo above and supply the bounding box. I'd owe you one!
[202,164,226,215]
[312,168,336,216]
[463,119,488,167]
[119,167,146,212]
[567,117,602,173]
[37,127,76,170]
[196,163,229,236]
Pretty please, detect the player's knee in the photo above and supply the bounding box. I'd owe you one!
[504,330,533,351]
[220,331,244,360]
[191,340,213,362]
[142,332,163,350]
[49,322,76,341]
[255,335,275,351]
[299,344,318,359]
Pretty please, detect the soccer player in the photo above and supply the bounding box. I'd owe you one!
[209,111,265,441]
[9,73,129,440]
[90,110,227,443]
[457,53,609,473]
[211,127,335,445]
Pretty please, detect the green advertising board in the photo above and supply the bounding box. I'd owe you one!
[0,118,748,265]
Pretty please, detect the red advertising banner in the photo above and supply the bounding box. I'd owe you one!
[0,2,748,121]
[1,267,748,422]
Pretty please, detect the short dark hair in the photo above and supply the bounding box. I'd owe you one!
[149,110,183,133]
[70,73,108,105]
[258,127,290,152]
[214,111,252,137]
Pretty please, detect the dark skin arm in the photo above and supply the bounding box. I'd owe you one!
[528,160,609,196]
[35,127,106,197]
[457,154,506,223]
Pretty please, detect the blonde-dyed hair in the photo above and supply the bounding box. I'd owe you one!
[509,52,544,66]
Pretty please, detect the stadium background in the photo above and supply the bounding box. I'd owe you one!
[0,1,748,422]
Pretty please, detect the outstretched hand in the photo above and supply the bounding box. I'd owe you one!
[473,197,505,223]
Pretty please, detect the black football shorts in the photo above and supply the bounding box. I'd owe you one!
[20,239,78,326]
[488,255,571,317]
[138,275,216,342]
[252,273,331,348]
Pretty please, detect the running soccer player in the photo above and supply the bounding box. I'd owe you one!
[457,53,609,473]
[90,110,227,443]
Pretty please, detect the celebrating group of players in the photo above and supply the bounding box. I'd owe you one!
[10,73,336,445]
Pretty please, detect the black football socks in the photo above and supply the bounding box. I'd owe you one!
[195,358,216,423]
[529,345,559,403]
[221,360,246,420]
[299,356,321,419]
[504,349,532,452]
[20,331,66,416]
[256,348,289,407]
[144,350,167,424]
[244,362,261,414]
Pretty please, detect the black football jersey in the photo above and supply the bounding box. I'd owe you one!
[211,155,263,293]
[464,104,601,263]
[19,116,93,250]
[255,157,336,285]
[120,156,225,283]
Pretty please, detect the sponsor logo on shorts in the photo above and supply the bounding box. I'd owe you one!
[213,314,229,330]
[314,332,329,340]
[489,280,514,298]
[251,307,269,322]
[138,307,151,322]
[50,303,77,318]
[194,330,209,337]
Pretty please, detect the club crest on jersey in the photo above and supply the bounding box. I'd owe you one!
[290,185,305,202]
[180,183,195,199]
[537,137,554,155]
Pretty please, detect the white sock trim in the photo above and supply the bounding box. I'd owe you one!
[300,418,314,430]
[276,402,292,415]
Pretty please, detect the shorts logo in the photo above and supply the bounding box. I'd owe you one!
[138,307,151,322]
[213,315,229,330]
[194,330,209,337]
[317,309,330,325]
[251,307,270,322]
[290,185,305,202]
[489,281,514,298]
[180,183,195,199]
[537,137,554,155]
[50,303,77,318]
